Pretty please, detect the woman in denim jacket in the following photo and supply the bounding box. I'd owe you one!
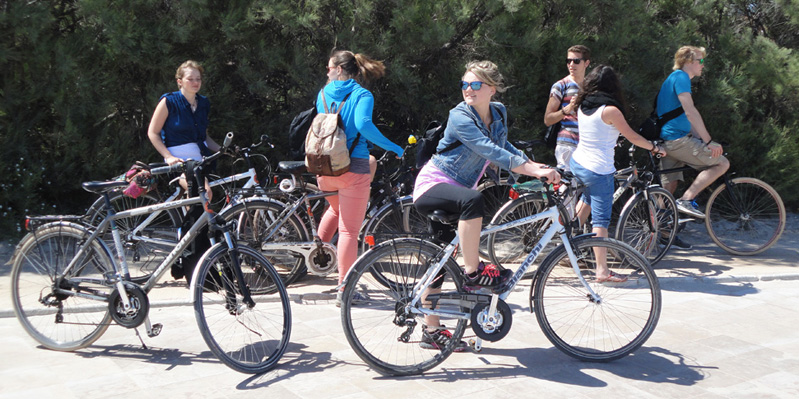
[412,60,559,350]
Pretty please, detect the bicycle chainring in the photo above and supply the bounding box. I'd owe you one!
[108,282,149,328]
[307,243,337,276]
[470,299,512,342]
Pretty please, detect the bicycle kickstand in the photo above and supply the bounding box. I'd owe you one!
[468,337,483,352]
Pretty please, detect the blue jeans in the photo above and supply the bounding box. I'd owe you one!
[569,159,614,229]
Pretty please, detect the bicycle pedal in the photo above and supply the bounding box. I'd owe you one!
[147,323,163,338]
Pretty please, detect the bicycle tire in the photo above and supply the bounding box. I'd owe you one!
[341,238,467,376]
[193,244,291,374]
[532,236,661,362]
[615,187,678,265]
[219,198,310,286]
[359,196,430,253]
[11,223,114,351]
[705,177,786,255]
[476,179,515,258]
[486,192,550,268]
[85,191,182,284]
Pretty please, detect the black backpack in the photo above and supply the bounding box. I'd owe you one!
[414,120,461,169]
[638,88,684,141]
[288,106,317,161]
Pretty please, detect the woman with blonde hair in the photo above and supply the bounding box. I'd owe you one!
[412,60,559,350]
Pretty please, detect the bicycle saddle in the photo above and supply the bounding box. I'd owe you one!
[425,209,460,225]
[278,161,307,175]
[81,180,129,194]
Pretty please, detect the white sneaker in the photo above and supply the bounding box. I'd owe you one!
[676,199,705,219]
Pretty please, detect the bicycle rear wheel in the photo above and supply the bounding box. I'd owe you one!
[85,191,181,284]
[532,236,661,362]
[341,238,467,376]
[11,223,114,351]
[616,187,678,265]
[220,199,309,285]
[705,177,786,255]
[193,244,291,374]
[359,196,430,253]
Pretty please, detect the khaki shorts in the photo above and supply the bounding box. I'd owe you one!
[660,135,727,186]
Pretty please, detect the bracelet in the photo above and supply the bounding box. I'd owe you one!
[650,141,656,152]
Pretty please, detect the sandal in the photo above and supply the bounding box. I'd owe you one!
[596,271,628,283]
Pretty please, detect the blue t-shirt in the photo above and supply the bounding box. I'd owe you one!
[657,70,692,141]
[159,91,210,148]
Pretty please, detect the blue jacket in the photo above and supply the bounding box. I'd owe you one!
[431,101,529,188]
[317,80,404,159]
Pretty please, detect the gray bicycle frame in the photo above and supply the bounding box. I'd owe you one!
[403,205,601,321]
[55,195,212,298]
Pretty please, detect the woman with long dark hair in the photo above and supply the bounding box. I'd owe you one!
[570,65,667,282]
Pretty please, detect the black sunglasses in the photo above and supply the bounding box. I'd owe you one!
[460,81,484,91]
[566,58,585,65]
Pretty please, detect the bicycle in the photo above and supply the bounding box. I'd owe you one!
[647,144,786,255]
[10,136,291,374]
[488,141,679,266]
[339,171,661,376]
[82,135,275,284]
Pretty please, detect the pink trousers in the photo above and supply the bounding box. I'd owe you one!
[316,172,371,285]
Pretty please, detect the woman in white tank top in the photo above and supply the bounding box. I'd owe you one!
[569,65,667,282]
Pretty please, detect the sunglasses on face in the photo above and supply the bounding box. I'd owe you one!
[460,81,484,91]
[566,58,584,65]
[697,58,704,64]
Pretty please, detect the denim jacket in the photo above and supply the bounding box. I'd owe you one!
[430,101,529,188]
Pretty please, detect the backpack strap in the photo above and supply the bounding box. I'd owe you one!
[652,86,685,128]
[321,91,351,114]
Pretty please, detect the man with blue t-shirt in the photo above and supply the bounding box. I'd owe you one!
[658,46,729,232]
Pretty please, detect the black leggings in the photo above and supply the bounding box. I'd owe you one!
[415,183,484,288]
[414,183,485,221]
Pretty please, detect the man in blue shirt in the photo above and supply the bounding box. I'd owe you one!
[658,46,729,227]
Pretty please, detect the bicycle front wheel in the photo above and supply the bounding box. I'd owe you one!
[616,187,678,265]
[341,238,467,376]
[220,199,310,285]
[193,244,291,374]
[486,192,549,268]
[11,223,114,351]
[532,236,661,362]
[705,177,786,255]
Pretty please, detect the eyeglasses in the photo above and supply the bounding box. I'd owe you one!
[697,58,704,65]
[460,81,484,91]
[326,65,337,72]
[566,58,584,65]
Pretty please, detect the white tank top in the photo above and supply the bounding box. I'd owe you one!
[571,105,619,175]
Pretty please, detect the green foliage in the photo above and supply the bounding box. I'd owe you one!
[1,0,798,239]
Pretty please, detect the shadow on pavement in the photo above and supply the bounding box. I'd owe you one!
[236,342,349,389]
[370,345,715,388]
[72,343,218,369]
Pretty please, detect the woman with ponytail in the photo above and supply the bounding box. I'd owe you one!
[316,50,404,306]
[570,64,667,282]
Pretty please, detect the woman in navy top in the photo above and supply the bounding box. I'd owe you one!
[147,60,220,193]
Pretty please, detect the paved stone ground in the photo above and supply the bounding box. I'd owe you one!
[0,214,797,398]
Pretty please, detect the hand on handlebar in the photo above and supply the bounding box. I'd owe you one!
[165,155,183,166]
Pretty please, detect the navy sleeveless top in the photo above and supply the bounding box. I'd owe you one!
[159,91,210,148]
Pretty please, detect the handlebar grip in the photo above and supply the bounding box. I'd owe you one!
[223,132,234,148]
[150,163,184,176]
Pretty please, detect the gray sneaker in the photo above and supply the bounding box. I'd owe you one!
[676,199,705,219]
[335,291,369,308]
